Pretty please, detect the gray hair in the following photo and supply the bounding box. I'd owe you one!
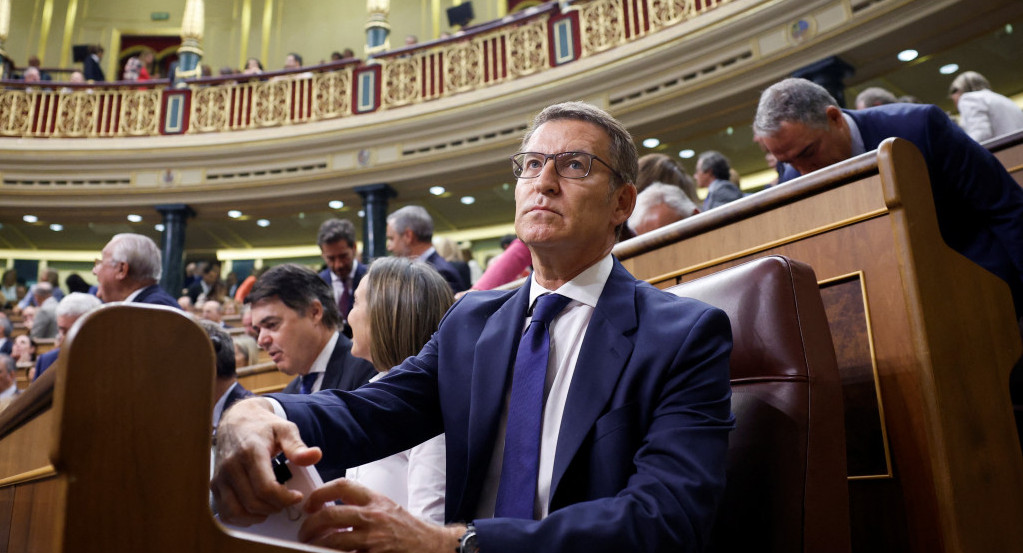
[628,183,698,230]
[108,233,163,282]
[0,315,11,338]
[753,78,839,137]
[233,334,259,367]
[387,205,434,243]
[0,353,13,374]
[696,151,731,181]
[34,281,54,298]
[522,101,638,189]
[317,218,357,248]
[56,292,102,319]
[948,71,990,96]
[855,87,897,109]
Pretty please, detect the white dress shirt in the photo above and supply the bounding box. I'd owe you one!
[476,254,613,519]
[345,373,447,524]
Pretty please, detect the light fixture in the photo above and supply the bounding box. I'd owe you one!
[256,219,270,227]
[679,149,695,159]
[358,210,366,217]
[460,196,476,205]
[939,63,959,75]
[897,49,918,62]
[642,138,660,148]
[49,223,63,232]
[726,126,734,136]
[227,210,242,218]
[23,214,38,223]
[155,224,165,232]
[429,186,446,196]
[328,200,344,209]
[127,214,143,223]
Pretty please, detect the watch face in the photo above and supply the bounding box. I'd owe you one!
[460,530,479,553]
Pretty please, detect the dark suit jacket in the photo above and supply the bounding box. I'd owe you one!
[281,333,374,394]
[34,348,60,381]
[779,104,1023,315]
[82,55,105,82]
[274,259,734,553]
[132,284,181,308]
[0,338,11,356]
[702,179,744,210]
[222,381,255,413]
[424,251,468,293]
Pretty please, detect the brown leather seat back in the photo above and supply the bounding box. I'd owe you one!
[666,255,850,553]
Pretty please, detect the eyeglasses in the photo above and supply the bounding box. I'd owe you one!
[511,151,624,182]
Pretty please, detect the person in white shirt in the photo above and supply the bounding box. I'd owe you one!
[949,71,1023,143]
[0,354,19,411]
[342,257,453,524]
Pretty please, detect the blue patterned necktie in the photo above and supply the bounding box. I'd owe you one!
[299,372,319,394]
[494,293,572,519]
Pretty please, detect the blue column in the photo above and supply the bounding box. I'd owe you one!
[155,204,194,297]
[355,183,396,263]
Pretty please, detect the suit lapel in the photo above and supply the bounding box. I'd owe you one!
[457,285,530,515]
[550,261,637,497]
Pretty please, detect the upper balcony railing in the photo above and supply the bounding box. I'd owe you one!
[0,0,730,139]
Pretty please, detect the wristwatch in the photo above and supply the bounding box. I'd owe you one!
[457,522,479,553]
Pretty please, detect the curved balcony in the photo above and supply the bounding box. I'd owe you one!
[0,0,1020,253]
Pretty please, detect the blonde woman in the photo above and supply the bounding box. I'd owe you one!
[342,257,453,524]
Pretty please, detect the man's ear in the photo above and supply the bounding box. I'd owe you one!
[308,299,324,323]
[825,105,844,127]
[611,183,638,227]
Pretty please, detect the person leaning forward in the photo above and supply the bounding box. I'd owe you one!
[212,102,735,553]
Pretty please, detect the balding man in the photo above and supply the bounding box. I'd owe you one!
[33,292,102,381]
[386,205,467,292]
[753,77,1023,318]
[628,182,700,235]
[213,101,733,553]
[93,233,180,307]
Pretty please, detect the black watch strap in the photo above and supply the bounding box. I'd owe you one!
[457,522,479,553]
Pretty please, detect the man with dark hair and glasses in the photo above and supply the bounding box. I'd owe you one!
[213,101,733,553]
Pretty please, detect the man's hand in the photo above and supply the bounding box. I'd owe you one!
[211,397,323,525]
[299,478,465,553]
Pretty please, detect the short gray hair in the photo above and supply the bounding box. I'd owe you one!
[753,78,838,137]
[34,281,54,298]
[108,233,162,282]
[855,87,897,109]
[628,182,697,230]
[522,101,638,189]
[57,292,102,319]
[949,71,990,96]
[387,205,434,243]
[696,151,731,181]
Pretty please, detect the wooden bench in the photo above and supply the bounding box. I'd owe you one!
[988,129,1023,187]
[614,137,1023,552]
[0,303,325,552]
[237,361,293,394]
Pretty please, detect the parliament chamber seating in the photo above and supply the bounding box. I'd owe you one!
[615,137,1023,552]
[669,255,849,553]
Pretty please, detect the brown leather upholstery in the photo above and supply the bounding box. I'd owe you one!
[666,255,850,553]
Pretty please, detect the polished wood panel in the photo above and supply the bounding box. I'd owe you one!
[237,361,293,394]
[616,138,1023,553]
[988,130,1023,187]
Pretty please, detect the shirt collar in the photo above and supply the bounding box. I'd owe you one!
[527,254,614,311]
[329,259,360,286]
[124,286,146,303]
[308,331,340,375]
[843,112,866,157]
[417,247,438,262]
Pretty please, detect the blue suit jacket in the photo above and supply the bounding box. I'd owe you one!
[274,259,733,553]
[424,251,468,293]
[780,104,1023,316]
[132,284,181,309]
[34,348,60,380]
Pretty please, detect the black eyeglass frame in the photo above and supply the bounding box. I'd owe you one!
[510,151,626,183]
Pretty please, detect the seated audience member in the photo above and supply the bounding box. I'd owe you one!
[178,295,194,311]
[386,205,468,292]
[19,307,37,337]
[32,292,102,381]
[123,50,154,81]
[213,101,733,553]
[199,320,254,430]
[948,71,1023,143]
[22,66,41,86]
[11,335,37,367]
[233,334,259,369]
[628,182,700,235]
[405,35,418,46]
[1,269,18,308]
[341,48,355,59]
[65,272,92,294]
[202,300,225,325]
[242,58,263,75]
[854,86,897,109]
[68,70,85,83]
[0,354,18,412]
[0,315,11,355]
[30,282,59,339]
[240,303,258,339]
[637,153,699,204]
[226,272,239,298]
[342,257,453,524]
[94,233,180,307]
[17,269,65,310]
[284,53,303,70]
[246,264,374,404]
[330,51,344,62]
[27,56,51,80]
[754,77,1023,318]
[434,236,471,293]
[188,261,221,304]
[696,150,744,210]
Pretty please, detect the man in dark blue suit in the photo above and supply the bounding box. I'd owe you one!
[213,102,734,553]
[385,205,468,293]
[316,218,367,337]
[93,233,181,308]
[754,78,1023,318]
